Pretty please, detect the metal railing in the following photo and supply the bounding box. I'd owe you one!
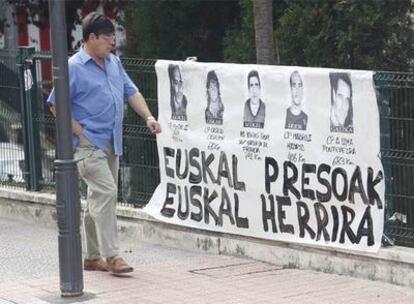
[0,47,414,247]
[0,49,25,188]
[375,71,414,247]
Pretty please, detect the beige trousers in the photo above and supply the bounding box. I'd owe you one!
[74,136,119,259]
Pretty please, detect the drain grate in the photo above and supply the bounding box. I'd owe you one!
[189,261,284,278]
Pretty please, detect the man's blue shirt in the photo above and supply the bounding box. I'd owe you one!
[47,48,138,156]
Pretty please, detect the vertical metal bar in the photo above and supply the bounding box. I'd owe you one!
[375,73,394,242]
[48,0,83,297]
[16,47,33,190]
[27,58,42,190]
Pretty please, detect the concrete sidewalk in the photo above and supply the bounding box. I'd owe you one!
[0,218,413,304]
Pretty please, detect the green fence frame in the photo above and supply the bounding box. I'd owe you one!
[0,48,25,188]
[375,71,414,247]
[0,47,414,247]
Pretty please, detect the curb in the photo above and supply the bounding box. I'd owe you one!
[0,187,413,287]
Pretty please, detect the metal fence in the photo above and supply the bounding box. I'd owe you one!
[0,47,413,247]
[376,71,414,247]
[0,49,25,188]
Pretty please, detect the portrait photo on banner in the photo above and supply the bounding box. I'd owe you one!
[284,70,308,131]
[329,72,354,134]
[168,64,188,121]
[243,70,266,129]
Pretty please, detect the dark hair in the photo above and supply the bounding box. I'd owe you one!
[168,64,180,91]
[329,72,352,104]
[247,70,261,88]
[289,71,302,87]
[168,64,180,108]
[206,70,220,92]
[82,12,115,42]
[205,70,224,122]
[330,72,353,127]
[206,70,222,104]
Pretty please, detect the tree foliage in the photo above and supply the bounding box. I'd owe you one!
[276,0,413,71]
[223,0,256,63]
[224,0,413,71]
[123,0,240,61]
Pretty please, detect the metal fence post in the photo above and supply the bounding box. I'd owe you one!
[28,53,42,190]
[374,72,394,246]
[17,47,31,190]
[16,46,42,191]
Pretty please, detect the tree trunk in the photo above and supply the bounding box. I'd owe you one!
[252,0,276,65]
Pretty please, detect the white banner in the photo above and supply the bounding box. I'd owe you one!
[144,60,385,252]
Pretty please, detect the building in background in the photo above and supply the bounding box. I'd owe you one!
[0,1,127,54]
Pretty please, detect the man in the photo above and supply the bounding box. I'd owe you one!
[205,70,224,125]
[243,70,266,128]
[47,13,161,275]
[285,71,308,131]
[169,64,187,121]
[330,72,353,133]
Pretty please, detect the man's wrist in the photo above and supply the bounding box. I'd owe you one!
[146,116,156,122]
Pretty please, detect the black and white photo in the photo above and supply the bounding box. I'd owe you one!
[330,72,353,133]
[285,71,308,130]
[243,70,266,128]
[169,64,188,121]
[205,70,224,125]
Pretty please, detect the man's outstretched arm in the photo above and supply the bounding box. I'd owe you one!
[127,92,161,134]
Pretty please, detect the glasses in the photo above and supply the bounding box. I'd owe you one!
[100,33,115,41]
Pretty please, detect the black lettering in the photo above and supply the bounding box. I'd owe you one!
[314,203,330,241]
[234,193,249,228]
[177,185,189,220]
[356,206,374,246]
[302,163,316,200]
[283,161,300,200]
[164,147,175,178]
[296,201,315,239]
[332,167,348,202]
[190,185,202,222]
[218,187,235,226]
[232,155,246,191]
[261,194,277,233]
[217,151,233,187]
[265,157,278,194]
[176,149,189,179]
[276,196,294,234]
[201,151,217,185]
[161,182,176,218]
[316,164,332,202]
[331,205,339,242]
[367,167,384,209]
[189,148,202,184]
[340,205,357,244]
[349,166,368,205]
[203,188,219,225]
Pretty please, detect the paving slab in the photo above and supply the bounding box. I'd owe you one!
[0,218,413,304]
